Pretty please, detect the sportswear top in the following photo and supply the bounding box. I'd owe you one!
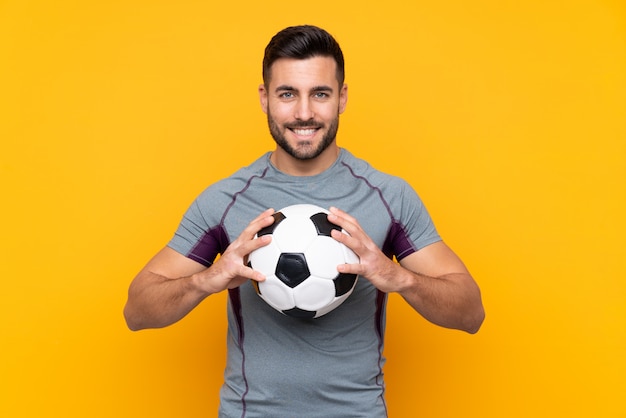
[168,149,441,418]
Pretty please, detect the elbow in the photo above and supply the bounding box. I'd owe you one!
[464,305,485,334]
[123,303,145,332]
[462,283,486,334]
[125,320,142,332]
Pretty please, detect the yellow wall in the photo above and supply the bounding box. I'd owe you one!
[1,1,625,416]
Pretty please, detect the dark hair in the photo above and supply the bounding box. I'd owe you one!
[262,25,345,86]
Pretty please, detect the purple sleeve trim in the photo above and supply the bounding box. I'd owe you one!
[228,288,249,416]
[375,290,389,416]
[382,220,418,261]
[187,225,229,267]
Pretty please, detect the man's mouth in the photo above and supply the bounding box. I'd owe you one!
[286,122,323,138]
[291,128,318,136]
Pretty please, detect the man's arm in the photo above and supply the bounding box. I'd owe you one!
[328,207,485,334]
[123,209,275,331]
[395,242,484,333]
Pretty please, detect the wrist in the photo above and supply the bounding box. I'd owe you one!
[189,269,219,297]
[394,266,417,294]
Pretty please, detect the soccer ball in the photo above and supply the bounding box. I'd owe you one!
[249,204,359,318]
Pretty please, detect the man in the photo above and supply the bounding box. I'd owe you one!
[124,25,484,417]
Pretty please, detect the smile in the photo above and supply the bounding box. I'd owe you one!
[291,128,318,136]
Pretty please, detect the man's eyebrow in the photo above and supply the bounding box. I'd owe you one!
[274,85,334,93]
[311,85,334,92]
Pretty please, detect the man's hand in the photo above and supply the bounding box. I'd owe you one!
[198,208,276,294]
[327,207,407,293]
[327,206,484,333]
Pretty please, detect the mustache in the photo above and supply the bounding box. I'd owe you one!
[284,120,324,129]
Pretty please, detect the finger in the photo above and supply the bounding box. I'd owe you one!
[238,262,267,282]
[336,262,365,276]
[329,206,358,224]
[328,207,361,233]
[240,209,276,239]
[251,208,275,223]
[330,228,364,258]
[249,208,276,230]
[329,216,364,243]
[246,234,272,253]
[239,234,272,271]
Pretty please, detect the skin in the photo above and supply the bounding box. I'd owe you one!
[329,207,484,333]
[259,56,347,176]
[124,56,484,334]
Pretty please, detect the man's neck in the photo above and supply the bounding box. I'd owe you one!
[270,146,340,176]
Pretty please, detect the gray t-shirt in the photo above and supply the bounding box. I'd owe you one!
[168,149,441,417]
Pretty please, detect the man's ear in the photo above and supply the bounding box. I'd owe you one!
[259,84,268,114]
[339,83,348,114]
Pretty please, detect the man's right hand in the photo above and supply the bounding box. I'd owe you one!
[196,208,276,294]
[123,208,276,330]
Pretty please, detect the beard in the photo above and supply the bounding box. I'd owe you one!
[267,111,340,161]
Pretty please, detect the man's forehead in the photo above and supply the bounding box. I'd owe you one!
[267,56,339,87]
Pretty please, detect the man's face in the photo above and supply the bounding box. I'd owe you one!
[259,56,348,161]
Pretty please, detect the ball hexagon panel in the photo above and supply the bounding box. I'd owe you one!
[259,276,296,311]
[271,215,318,253]
[304,236,347,279]
[341,242,360,265]
[292,276,335,311]
[248,239,282,279]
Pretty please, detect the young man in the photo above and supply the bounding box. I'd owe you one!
[124,25,484,417]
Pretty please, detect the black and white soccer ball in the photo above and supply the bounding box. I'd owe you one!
[249,204,359,319]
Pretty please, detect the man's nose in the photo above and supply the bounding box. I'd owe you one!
[294,98,314,121]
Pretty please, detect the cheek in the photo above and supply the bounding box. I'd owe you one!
[268,103,292,122]
[316,105,340,122]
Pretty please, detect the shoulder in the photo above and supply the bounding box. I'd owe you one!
[339,149,430,224]
[339,149,413,194]
[196,153,272,200]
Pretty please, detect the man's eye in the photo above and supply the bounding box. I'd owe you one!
[314,92,328,99]
[280,92,294,99]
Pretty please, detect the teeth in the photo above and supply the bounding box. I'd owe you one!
[293,128,317,136]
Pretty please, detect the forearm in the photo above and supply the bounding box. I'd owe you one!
[398,269,485,334]
[123,271,211,331]
[124,211,275,331]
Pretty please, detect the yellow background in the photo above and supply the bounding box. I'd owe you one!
[2,0,625,417]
